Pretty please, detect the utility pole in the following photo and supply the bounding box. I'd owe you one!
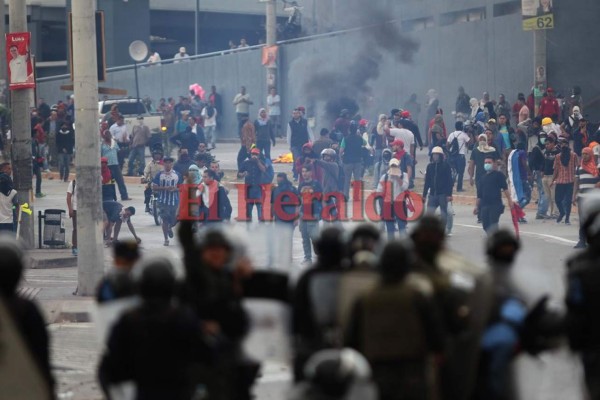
[265,0,277,90]
[194,0,200,55]
[533,29,547,115]
[9,0,34,248]
[72,0,104,296]
[0,2,7,94]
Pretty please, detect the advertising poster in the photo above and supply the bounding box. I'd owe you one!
[5,32,35,90]
[262,45,278,67]
[522,0,554,31]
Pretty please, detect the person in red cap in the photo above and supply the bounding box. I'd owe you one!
[238,146,268,221]
[390,139,413,186]
[101,157,112,184]
[538,88,560,119]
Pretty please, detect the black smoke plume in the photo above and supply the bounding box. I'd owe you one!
[301,1,419,124]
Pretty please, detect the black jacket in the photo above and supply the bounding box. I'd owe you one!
[56,128,75,155]
[423,160,453,198]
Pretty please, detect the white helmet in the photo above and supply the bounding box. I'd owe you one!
[321,148,336,157]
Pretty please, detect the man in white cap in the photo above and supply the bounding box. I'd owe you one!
[423,146,453,230]
[173,47,190,63]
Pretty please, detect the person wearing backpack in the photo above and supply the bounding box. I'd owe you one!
[447,121,471,192]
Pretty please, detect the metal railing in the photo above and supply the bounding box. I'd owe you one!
[36,19,402,83]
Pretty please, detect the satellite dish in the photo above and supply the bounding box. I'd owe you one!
[128,40,148,62]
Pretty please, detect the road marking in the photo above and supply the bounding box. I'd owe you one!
[455,223,577,245]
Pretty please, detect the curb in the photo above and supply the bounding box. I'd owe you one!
[28,254,77,269]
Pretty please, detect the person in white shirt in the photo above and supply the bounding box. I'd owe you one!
[201,103,218,148]
[147,50,161,66]
[267,87,282,138]
[388,123,415,157]
[67,180,78,256]
[8,45,30,84]
[233,86,253,132]
[446,121,471,192]
[173,47,189,63]
[109,116,130,169]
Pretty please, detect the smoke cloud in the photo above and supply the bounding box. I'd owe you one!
[298,1,419,124]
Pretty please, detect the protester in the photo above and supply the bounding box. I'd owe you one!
[66,178,78,256]
[102,201,140,246]
[101,130,130,201]
[255,108,276,160]
[423,146,453,229]
[197,169,232,228]
[127,116,151,177]
[377,158,409,239]
[552,139,578,224]
[152,156,181,246]
[475,155,514,233]
[297,165,323,263]
[287,108,314,181]
[446,121,471,192]
[238,147,268,222]
[56,121,75,182]
[340,121,365,200]
[233,86,253,132]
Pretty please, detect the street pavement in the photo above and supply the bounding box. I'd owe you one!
[20,143,588,399]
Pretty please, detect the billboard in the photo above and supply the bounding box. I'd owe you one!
[522,0,554,31]
[5,32,35,90]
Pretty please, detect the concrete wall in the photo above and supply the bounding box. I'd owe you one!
[547,0,600,119]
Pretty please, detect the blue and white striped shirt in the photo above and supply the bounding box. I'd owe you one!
[153,170,181,206]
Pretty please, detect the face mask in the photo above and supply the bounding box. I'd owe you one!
[484,163,493,172]
[543,125,552,134]
[59,129,68,134]
[540,138,546,145]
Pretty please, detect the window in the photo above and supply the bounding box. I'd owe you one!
[401,17,435,32]
[440,8,486,26]
[493,1,521,17]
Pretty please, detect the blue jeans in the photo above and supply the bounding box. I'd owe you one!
[39,143,49,169]
[127,146,146,176]
[449,154,466,191]
[246,201,263,221]
[385,217,407,240]
[205,125,217,146]
[535,172,548,216]
[299,220,319,261]
[58,152,71,180]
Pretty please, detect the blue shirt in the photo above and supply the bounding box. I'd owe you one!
[153,169,181,206]
[101,141,120,166]
[499,125,511,149]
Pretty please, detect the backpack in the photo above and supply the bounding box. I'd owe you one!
[205,105,215,119]
[449,135,460,157]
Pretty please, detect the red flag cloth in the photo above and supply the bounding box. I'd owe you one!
[511,205,525,239]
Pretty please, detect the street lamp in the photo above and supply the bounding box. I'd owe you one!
[128,40,148,110]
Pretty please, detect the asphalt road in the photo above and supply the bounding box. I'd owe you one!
[30,143,587,400]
